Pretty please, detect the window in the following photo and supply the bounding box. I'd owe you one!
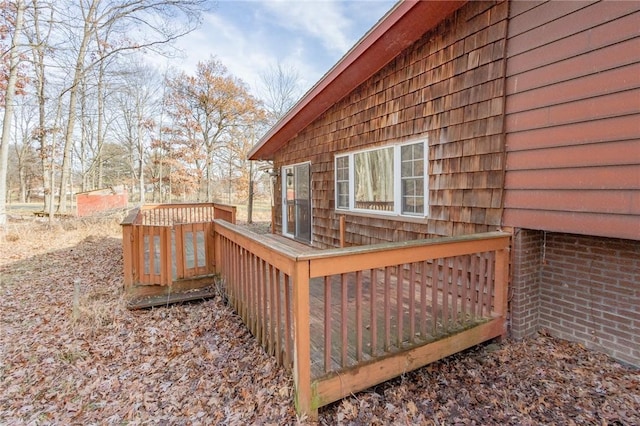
[354,147,394,211]
[335,140,427,217]
[335,156,349,209]
[401,143,424,215]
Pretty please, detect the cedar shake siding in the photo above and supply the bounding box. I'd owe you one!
[273,1,510,248]
[502,1,640,241]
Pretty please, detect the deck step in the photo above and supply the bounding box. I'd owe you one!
[127,286,218,309]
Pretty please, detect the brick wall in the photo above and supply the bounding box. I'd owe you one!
[511,229,640,367]
[509,228,542,339]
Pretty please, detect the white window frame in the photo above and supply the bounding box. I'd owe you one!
[334,139,428,217]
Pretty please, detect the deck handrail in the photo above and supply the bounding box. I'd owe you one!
[300,231,510,275]
[211,220,511,417]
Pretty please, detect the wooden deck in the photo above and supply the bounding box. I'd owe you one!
[121,207,509,418]
[214,219,510,417]
[121,203,236,301]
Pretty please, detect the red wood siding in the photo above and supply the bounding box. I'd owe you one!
[76,191,128,217]
[503,1,640,240]
[273,1,509,248]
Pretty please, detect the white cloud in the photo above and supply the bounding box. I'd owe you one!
[146,1,396,97]
[262,0,353,54]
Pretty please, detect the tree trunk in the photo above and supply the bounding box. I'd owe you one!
[57,0,97,212]
[0,0,26,229]
[19,165,27,203]
[137,123,145,205]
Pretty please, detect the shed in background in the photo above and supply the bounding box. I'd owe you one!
[76,186,128,217]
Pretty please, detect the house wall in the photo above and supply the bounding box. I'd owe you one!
[502,1,640,240]
[274,1,510,248]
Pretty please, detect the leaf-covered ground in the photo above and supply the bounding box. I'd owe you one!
[1,218,638,425]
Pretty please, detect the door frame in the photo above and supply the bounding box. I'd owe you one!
[282,161,312,244]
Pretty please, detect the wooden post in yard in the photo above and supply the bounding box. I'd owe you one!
[292,259,315,419]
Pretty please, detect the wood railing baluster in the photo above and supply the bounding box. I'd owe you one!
[270,264,277,357]
[451,257,459,326]
[478,253,487,319]
[284,274,292,368]
[442,258,451,333]
[461,254,469,320]
[255,257,263,343]
[431,259,439,335]
[370,268,377,357]
[341,273,348,368]
[384,266,391,352]
[261,259,268,349]
[470,254,477,321]
[355,270,363,362]
[409,263,416,344]
[396,264,403,349]
[420,261,427,339]
[275,268,282,364]
[324,275,332,373]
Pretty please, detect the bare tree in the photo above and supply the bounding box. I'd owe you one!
[0,0,26,229]
[12,97,38,202]
[259,62,302,127]
[249,62,303,223]
[112,62,161,205]
[55,0,207,212]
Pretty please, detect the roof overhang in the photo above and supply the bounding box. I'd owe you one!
[249,0,467,161]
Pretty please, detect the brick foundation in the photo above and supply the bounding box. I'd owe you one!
[509,229,542,339]
[511,229,640,367]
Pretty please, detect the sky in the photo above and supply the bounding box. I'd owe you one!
[156,0,397,96]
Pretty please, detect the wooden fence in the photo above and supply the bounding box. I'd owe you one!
[213,219,510,418]
[121,203,236,297]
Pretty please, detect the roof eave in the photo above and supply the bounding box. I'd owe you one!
[248,0,467,161]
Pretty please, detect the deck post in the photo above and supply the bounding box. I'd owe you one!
[213,222,222,275]
[493,245,510,337]
[163,225,173,286]
[292,259,316,420]
[121,223,134,288]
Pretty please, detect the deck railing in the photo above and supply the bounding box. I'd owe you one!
[121,203,236,294]
[212,219,510,418]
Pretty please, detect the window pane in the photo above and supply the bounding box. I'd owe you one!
[414,159,424,176]
[354,147,394,211]
[401,142,425,215]
[337,182,349,209]
[335,156,349,209]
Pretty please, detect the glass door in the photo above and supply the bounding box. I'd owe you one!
[283,163,311,243]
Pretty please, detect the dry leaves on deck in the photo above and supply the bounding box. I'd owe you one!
[1,218,638,425]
